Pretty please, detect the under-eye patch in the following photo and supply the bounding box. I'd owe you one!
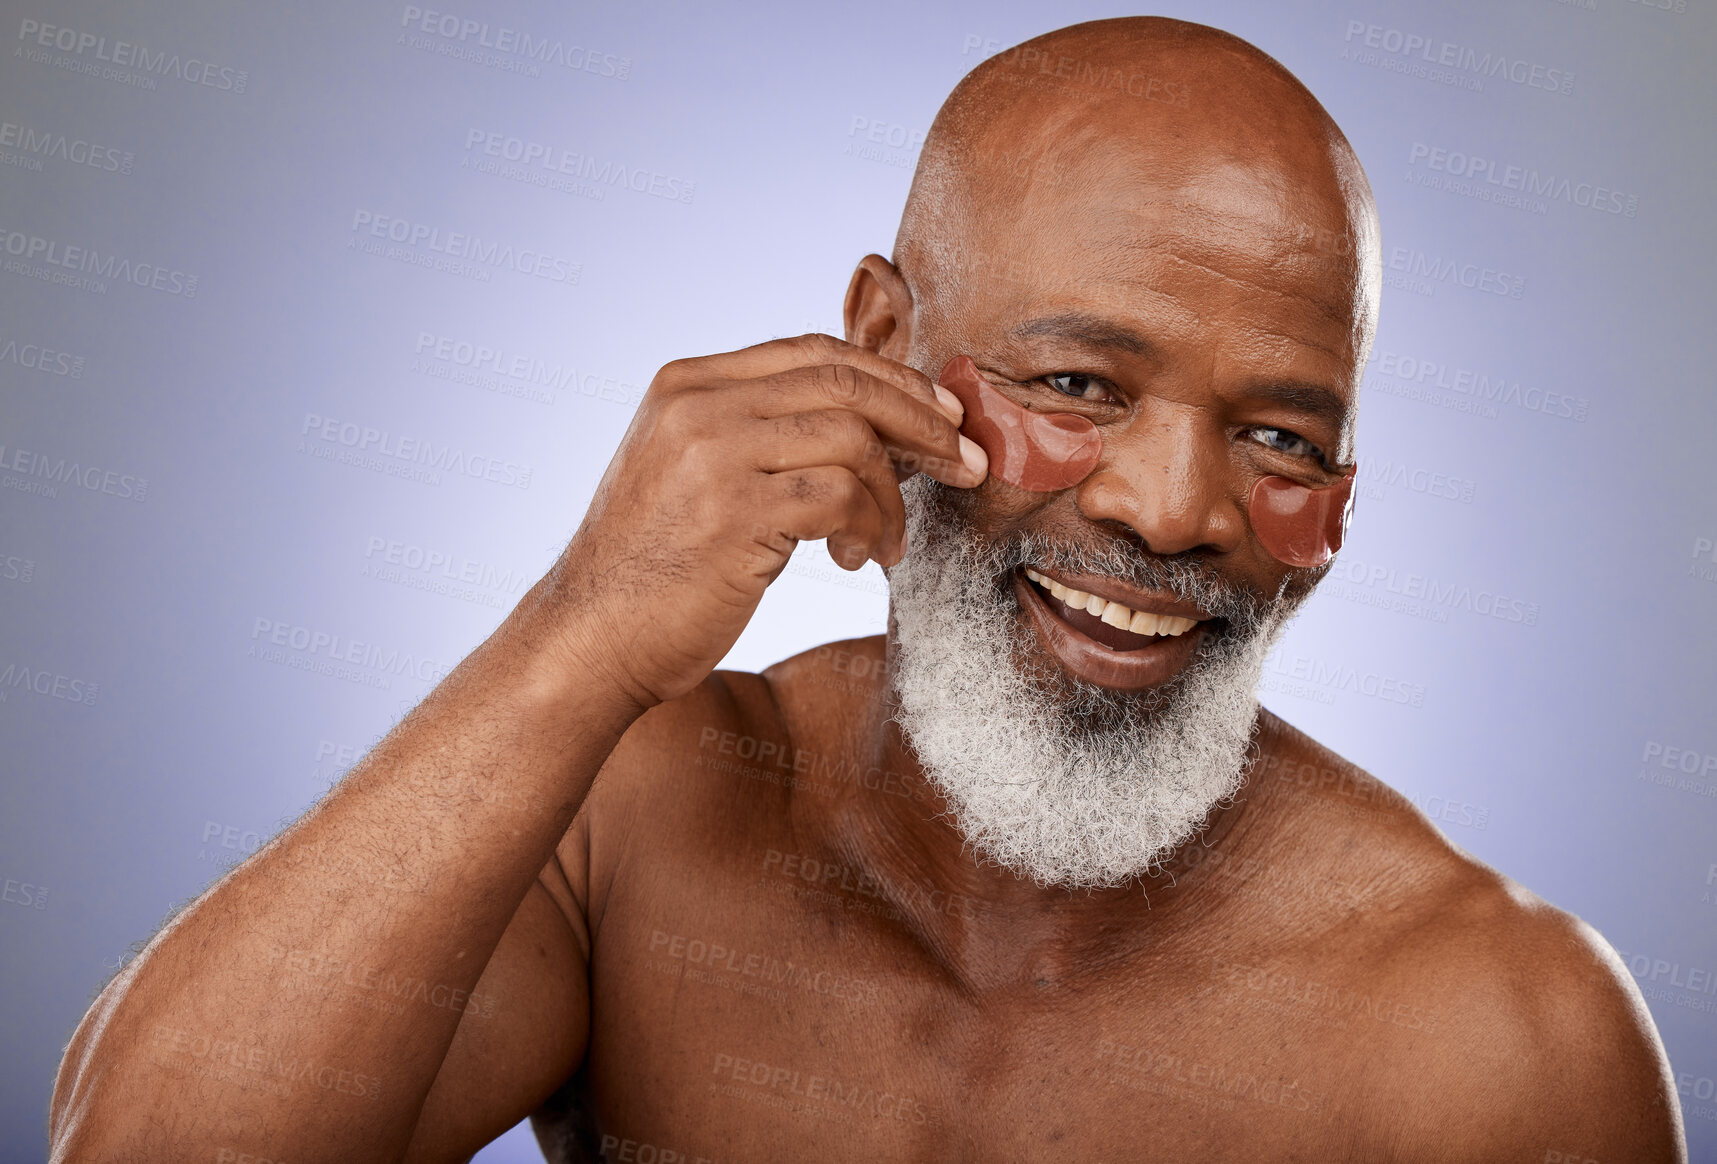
[937,355,1102,493]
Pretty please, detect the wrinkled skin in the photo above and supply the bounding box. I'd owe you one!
[49,17,1683,1164]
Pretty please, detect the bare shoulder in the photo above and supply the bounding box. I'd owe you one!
[1254,713,1686,1161]
[550,664,787,907]
[576,662,791,824]
[756,633,888,708]
[1390,867,1684,1160]
[563,635,884,881]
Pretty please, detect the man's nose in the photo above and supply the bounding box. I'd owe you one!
[1072,408,1246,557]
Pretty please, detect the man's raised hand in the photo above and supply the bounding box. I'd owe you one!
[535,333,987,710]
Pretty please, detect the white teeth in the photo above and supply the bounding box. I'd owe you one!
[1026,567,1200,640]
[1128,609,1161,636]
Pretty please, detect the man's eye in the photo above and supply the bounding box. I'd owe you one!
[1248,426,1324,460]
[1045,373,1108,401]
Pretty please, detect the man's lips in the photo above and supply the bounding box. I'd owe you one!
[1012,567,1211,691]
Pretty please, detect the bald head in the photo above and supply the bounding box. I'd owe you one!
[893,17,1380,384]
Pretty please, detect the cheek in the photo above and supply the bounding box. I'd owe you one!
[950,477,1056,529]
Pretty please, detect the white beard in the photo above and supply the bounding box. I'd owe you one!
[883,476,1305,890]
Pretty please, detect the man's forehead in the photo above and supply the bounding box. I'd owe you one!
[928,148,1368,390]
[972,122,1361,300]
[946,229,1362,389]
[899,22,1380,380]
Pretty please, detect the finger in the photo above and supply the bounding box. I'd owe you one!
[662,333,964,425]
[764,466,890,572]
[750,411,906,563]
[746,362,985,489]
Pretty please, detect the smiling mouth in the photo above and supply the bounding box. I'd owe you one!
[1019,567,1207,653]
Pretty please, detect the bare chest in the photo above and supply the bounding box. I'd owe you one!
[546,857,1425,1163]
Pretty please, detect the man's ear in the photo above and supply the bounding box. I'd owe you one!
[843,254,915,362]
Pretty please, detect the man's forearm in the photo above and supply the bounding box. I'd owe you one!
[50,588,640,1161]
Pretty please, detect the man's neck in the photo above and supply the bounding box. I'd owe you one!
[779,633,1272,993]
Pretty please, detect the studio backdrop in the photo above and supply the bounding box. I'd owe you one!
[1,0,1713,1160]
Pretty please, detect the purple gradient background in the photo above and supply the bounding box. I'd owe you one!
[2,0,1714,1159]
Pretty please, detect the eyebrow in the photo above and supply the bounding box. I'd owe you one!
[1008,312,1154,356]
[1249,381,1351,429]
[1009,311,1350,427]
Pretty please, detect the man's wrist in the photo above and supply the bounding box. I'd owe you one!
[492,599,655,729]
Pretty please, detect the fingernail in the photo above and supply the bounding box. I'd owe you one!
[959,434,988,477]
[934,385,964,421]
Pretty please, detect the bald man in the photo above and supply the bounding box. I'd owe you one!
[51,17,1683,1164]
